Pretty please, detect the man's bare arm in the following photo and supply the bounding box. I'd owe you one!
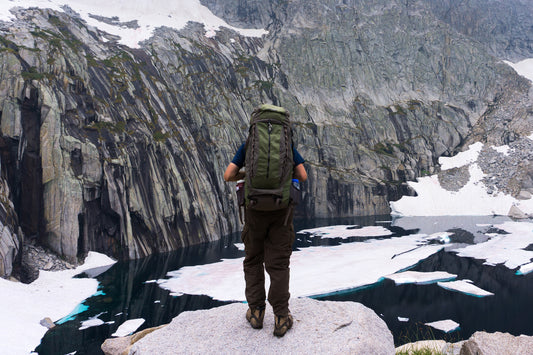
[293,163,308,182]
[224,163,245,182]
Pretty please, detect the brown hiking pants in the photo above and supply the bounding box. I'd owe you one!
[241,207,295,317]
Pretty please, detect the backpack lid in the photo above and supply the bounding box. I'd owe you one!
[258,104,287,114]
[251,104,290,126]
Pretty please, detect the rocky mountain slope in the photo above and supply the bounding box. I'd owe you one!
[0,0,531,277]
[422,0,533,62]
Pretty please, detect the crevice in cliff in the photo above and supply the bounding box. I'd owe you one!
[18,86,43,241]
[77,213,86,259]
[95,180,123,258]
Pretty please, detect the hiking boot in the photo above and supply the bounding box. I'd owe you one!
[273,313,293,337]
[246,307,265,329]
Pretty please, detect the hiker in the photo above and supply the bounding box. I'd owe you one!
[224,104,307,337]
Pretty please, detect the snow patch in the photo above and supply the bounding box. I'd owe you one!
[390,164,512,216]
[439,142,483,170]
[0,252,116,354]
[492,145,511,156]
[504,58,533,82]
[391,142,533,217]
[0,0,267,48]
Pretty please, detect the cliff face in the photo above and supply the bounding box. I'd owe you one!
[0,174,21,277]
[0,0,531,273]
[421,0,533,62]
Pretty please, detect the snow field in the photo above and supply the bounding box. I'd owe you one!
[0,0,267,48]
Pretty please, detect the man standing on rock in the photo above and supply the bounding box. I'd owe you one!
[224,104,307,337]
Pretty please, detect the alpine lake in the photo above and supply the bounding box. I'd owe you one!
[35,215,533,354]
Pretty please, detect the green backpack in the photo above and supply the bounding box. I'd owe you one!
[244,104,294,211]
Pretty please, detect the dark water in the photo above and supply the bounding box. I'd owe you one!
[318,250,533,345]
[35,215,533,354]
[35,234,243,355]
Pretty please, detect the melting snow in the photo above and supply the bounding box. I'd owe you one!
[0,223,529,354]
[112,318,145,337]
[385,271,456,285]
[437,280,494,297]
[79,313,105,330]
[455,221,533,269]
[517,262,533,276]
[158,234,443,301]
[428,232,452,244]
[0,252,116,354]
[425,319,460,333]
[439,142,483,170]
[504,58,533,82]
[0,0,267,48]
[158,220,533,302]
[492,145,511,156]
[57,303,90,325]
[391,142,533,217]
[298,225,393,239]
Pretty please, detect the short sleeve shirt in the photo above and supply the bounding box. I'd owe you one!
[231,143,305,169]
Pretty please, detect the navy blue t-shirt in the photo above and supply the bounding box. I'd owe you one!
[231,143,305,169]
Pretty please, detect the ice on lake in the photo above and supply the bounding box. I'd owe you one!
[385,271,456,285]
[425,319,460,333]
[112,318,145,337]
[298,225,393,239]
[437,280,494,297]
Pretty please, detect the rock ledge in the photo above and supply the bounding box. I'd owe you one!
[125,297,394,355]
